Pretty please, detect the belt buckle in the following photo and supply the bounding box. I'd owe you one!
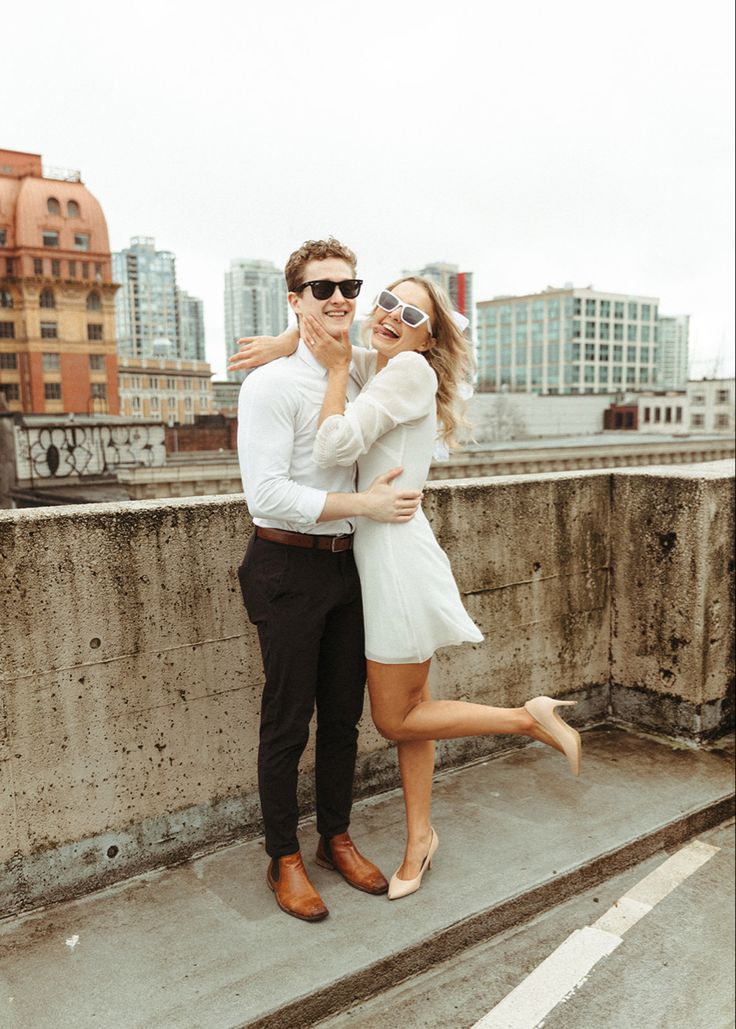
[331,535,349,553]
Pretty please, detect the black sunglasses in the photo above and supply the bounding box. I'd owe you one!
[294,279,363,300]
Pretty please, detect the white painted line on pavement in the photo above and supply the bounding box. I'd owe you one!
[471,838,720,1029]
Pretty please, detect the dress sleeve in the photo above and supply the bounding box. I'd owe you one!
[313,351,437,468]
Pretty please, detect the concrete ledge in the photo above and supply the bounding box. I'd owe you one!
[0,466,733,919]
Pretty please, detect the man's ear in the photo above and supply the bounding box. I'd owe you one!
[287,291,300,316]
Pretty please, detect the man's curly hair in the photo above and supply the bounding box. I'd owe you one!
[284,237,357,292]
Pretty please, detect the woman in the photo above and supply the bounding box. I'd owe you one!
[231,277,581,900]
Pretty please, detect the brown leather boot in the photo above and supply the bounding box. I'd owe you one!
[267,853,329,922]
[315,832,389,895]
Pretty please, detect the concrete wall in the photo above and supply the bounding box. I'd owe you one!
[0,465,733,917]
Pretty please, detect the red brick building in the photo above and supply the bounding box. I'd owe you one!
[0,148,119,414]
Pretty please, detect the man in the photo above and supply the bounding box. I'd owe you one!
[236,238,421,922]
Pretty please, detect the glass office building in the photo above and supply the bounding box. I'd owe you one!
[224,259,287,382]
[475,287,660,394]
[656,314,689,389]
[113,237,180,359]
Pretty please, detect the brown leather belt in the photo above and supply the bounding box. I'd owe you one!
[255,526,353,552]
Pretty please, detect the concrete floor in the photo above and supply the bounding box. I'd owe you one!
[319,821,735,1029]
[0,728,732,1029]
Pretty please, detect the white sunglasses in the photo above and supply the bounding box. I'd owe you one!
[375,289,433,335]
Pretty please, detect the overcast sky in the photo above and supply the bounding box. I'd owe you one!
[6,0,734,378]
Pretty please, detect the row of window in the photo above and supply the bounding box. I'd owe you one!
[42,230,90,251]
[120,375,210,391]
[692,413,732,428]
[642,406,684,424]
[0,383,107,401]
[691,389,731,404]
[573,321,655,342]
[46,198,81,218]
[129,395,199,411]
[0,322,103,340]
[33,257,104,280]
[0,352,106,371]
[480,341,657,366]
[480,299,657,324]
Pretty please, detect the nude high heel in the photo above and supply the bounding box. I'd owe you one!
[524,696,582,776]
[387,828,439,900]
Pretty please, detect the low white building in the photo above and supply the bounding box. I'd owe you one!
[687,378,735,434]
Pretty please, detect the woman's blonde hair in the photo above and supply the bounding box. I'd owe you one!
[376,276,476,448]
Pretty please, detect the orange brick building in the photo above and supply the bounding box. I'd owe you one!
[0,148,119,415]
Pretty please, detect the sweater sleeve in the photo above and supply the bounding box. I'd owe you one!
[313,351,437,468]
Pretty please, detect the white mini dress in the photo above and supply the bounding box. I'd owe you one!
[313,350,483,664]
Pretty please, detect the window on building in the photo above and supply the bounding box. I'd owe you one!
[626,367,636,384]
[44,382,62,400]
[47,198,61,215]
[91,383,107,399]
[81,262,89,278]
[132,396,141,410]
[600,322,610,340]
[150,396,160,412]
[614,302,624,319]
[641,325,650,343]
[614,324,624,341]
[571,343,581,361]
[573,298,582,316]
[87,323,103,341]
[42,231,60,248]
[600,300,611,317]
[168,396,176,408]
[612,367,623,384]
[5,258,14,275]
[627,325,637,342]
[89,354,105,371]
[0,352,18,368]
[0,322,15,339]
[654,407,661,423]
[149,376,159,389]
[716,389,730,403]
[599,366,609,384]
[43,352,61,371]
[67,200,80,218]
[199,379,209,391]
[40,288,55,309]
[599,345,609,361]
[572,320,581,339]
[640,368,649,383]
[94,263,102,278]
[51,259,61,277]
[641,304,651,320]
[0,228,6,246]
[691,392,705,405]
[0,290,12,308]
[68,261,77,277]
[585,321,595,339]
[665,407,672,423]
[584,365,595,383]
[585,343,595,360]
[40,321,58,339]
[643,407,651,422]
[676,407,683,423]
[627,346,637,363]
[585,299,596,317]
[691,413,705,428]
[74,234,90,251]
[0,383,19,401]
[640,346,649,363]
[571,365,581,382]
[184,396,192,410]
[33,258,43,275]
[628,302,638,320]
[715,413,731,429]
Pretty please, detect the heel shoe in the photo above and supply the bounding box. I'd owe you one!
[387,828,439,900]
[524,696,581,776]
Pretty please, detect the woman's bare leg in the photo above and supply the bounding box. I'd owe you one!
[367,659,563,751]
[395,673,436,879]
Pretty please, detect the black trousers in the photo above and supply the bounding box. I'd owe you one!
[238,534,366,858]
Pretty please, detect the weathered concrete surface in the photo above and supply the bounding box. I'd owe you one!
[610,464,735,737]
[0,465,733,918]
[0,729,732,1029]
[318,820,735,1029]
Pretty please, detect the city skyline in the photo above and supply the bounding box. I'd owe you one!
[3,0,733,381]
